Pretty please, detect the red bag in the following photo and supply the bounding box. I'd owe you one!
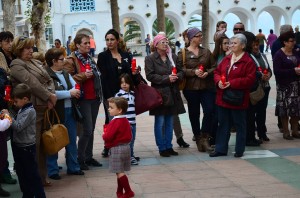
[134,83,163,115]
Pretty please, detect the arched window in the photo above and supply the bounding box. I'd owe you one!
[70,0,95,12]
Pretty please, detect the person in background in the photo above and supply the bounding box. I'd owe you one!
[211,34,256,158]
[66,36,72,56]
[175,33,184,54]
[54,39,67,57]
[212,35,230,64]
[89,35,96,57]
[233,22,245,35]
[256,29,267,54]
[214,21,227,42]
[266,29,277,53]
[145,34,151,56]
[295,26,300,48]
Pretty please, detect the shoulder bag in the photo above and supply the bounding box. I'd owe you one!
[250,82,265,105]
[42,109,69,155]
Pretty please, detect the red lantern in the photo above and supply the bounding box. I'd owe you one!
[131,59,136,72]
[172,67,177,75]
[221,75,226,86]
[4,85,11,101]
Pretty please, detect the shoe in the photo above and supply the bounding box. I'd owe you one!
[283,133,294,140]
[49,174,61,180]
[58,166,63,170]
[259,135,270,142]
[246,139,261,146]
[167,148,178,156]
[102,148,109,157]
[292,132,300,139]
[209,151,227,157]
[123,191,135,198]
[234,153,243,158]
[67,170,84,175]
[86,158,102,167]
[159,150,170,157]
[0,174,17,184]
[79,162,89,170]
[134,156,140,161]
[130,157,139,165]
[192,136,196,141]
[0,185,10,197]
[177,137,190,148]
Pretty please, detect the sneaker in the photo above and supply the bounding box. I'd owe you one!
[130,157,139,165]
[85,158,102,167]
[133,156,140,161]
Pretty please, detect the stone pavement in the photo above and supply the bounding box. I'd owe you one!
[3,54,300,197]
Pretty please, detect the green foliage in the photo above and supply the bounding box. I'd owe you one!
[152,18,175,43]
[23,0,51,25]
[188,16,202,26]
[123,20,141,43]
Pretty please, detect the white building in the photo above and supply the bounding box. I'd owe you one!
[1,0,300,54]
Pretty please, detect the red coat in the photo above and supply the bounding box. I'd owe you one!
[214,53,256,110]
[102,116,132,149]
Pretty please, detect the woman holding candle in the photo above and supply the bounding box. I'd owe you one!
[44,48,84,180]
[177,27,217,152]
[145,34,185,157]
[10,36,57,186]
[211,34,256,158]
[64,33,103,170]
[273,31,300,140]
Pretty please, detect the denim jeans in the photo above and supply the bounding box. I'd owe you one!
[183,89,216,136]
[130,124,136,157]
[215,106,247,155]
[154,115,174,152]
[78,99,101,163]
[47,108,81,175]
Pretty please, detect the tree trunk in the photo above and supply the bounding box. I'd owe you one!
[3,0,16,34]
[202,0,209,48]
[110,0,120,33]
[31,0,48,54]
[156,0,165,33]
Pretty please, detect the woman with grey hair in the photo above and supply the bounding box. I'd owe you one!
[210,33,256,158]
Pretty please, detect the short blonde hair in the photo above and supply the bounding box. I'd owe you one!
[11,36,35,58]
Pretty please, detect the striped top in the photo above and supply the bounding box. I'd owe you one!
[115,89,136,124]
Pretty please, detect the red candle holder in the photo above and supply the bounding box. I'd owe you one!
[263,69,268,75]
[4,85,11,101]
[199,64,204,71]
[258,66,262,72]
[172,67,177,75]
[75,84,80,90]
[86,64,91,71]
[221,75,226,86]
[131,59,136,72]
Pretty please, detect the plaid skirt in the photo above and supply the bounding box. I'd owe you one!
[109,144,131,173]
[276,81,300,117]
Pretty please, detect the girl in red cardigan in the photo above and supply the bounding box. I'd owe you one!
[103,97,135,198]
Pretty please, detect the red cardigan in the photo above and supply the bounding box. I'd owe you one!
[214,52,256,110]
[102,116,132,149]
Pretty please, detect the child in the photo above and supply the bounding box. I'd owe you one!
[7,83,46,197]
[115,73,139,165]
[103,97,135,198]
[213,21,227,42]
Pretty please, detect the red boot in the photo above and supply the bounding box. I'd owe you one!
[119,175,135,198]
[116,178,123,198]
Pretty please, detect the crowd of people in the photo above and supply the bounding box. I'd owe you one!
[0,21,300,197]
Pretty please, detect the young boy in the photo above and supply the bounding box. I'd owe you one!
[102,97,135,198]
[7,83,46,197]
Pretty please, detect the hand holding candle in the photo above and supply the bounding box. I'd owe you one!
[221,75,226,86]
[172,67,177,75]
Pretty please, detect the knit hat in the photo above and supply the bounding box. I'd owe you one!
[187,27,201,41]
[153,34,167,47]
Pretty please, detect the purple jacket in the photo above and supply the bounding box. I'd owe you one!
[273,49,300,86]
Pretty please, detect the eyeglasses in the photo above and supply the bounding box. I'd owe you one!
[105,38,116,42]
[234,28,244,31]
[194,34,203,38]
[159,41,169,45]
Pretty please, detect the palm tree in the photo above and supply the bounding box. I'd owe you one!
[2,0,16,34]
[123,21,141,43]
[152,18,175,43]
[156,0,165,32]
[202,0,209,48]
[188,16,202,26]
[110,0,120,33]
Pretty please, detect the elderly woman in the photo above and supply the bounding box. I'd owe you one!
[273,31,300,140]
[64,33,103,170]
[211,34,256,158]
[177,27,217,152]
[10,36,57,186]
[45,48,84,180]
[145,34,185,157]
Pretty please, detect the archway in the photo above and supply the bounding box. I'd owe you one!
[257,11,275,37]
[223,13,241,38]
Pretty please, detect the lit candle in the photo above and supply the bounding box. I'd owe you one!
[131,59,136,72]
[75,84,80,90]
[199,64,204,71]
[86,64,91,71]
[4,85,11,101]
[172,67,177,75]
[221,75,226,86]
[263,69,268,75]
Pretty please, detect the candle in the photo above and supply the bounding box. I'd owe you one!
[221,75,226,86]
[172,67,177,75]
[75,84,80,90]
[199,64,204,71]
[263,69,268,75]
[85,64,91,71]
[258,66,262,72]
[131,59,136,72]
[4,85,11,101]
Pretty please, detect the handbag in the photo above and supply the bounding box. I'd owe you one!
[72,99,83,122]
[42,109,69,155]
[222,89,245,106]
[250,83,265,105]
[178,48,186,90]
[134,83,163,115]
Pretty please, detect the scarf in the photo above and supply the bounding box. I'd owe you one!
[74,50,103,102]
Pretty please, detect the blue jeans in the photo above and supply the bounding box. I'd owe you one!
[183,89,216,136]
[154,115,173,152]
[130,124,136,157]
[215,106,247,155]
[47,108,81,175]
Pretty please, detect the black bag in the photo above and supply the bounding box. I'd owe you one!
[72,99,83,122]
[222,89,244,106]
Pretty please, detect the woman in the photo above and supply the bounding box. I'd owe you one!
[273,31,300,140]
[246,36,272,144]
[45,48,84,180]
[10,36,57,186]
[177,27,216,152]
[54,39,67,57]
[266,29,277,53]
[145,34,185,157]
[212,35,230,64]
[64,33,103,170]
[211,34,256,158]
[97,29,140,163]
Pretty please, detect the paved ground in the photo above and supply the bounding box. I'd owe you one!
[3,54,300,198]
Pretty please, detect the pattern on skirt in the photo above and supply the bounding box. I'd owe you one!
[109,144,131,173]
[276,81,300,117]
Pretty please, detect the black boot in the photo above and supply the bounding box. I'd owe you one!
[101,147,109,157]
[0,184,10,197]
[177,137,190,148]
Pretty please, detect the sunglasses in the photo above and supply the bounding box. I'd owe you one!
[234,28,244,31]
[159,41,169,45]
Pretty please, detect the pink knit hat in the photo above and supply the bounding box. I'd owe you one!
[153,34,167,47]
